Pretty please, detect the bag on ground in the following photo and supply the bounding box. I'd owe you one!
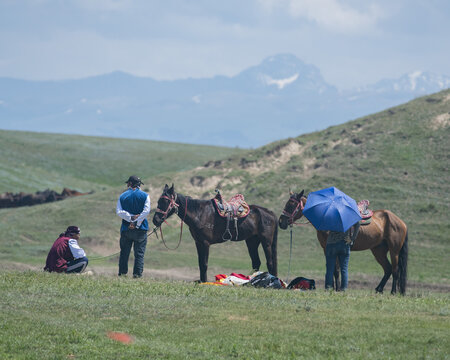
[287,277,316,290]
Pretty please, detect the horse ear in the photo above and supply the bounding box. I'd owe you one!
[299,190,304,198]
[169,183,174,193]
[164,184,169,190]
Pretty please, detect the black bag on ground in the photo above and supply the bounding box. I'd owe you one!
[246,272,282,289]
[287,277,316,290]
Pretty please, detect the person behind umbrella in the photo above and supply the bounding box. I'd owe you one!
[116,175,150,278]
[325,221,360,291]
[302,187,362,292]
[44,226,89,273]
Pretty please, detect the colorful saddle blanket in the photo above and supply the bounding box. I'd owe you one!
[358,199,373,225]
[213,193,250,219]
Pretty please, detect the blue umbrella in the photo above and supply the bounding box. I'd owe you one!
[303,187,362,232]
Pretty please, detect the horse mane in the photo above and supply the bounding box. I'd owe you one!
[184,196,203,212]
[176,192,207,213]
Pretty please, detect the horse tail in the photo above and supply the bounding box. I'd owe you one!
[271,222,278,277]
[398,230,408,295]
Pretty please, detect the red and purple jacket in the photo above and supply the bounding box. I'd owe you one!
[44,236,75,272]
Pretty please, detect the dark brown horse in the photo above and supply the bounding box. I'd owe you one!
[152,184,278,282]
[279,190,408,294]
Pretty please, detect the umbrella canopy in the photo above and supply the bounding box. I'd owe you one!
[303,187,362,232]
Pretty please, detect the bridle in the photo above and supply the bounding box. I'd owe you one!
[155,192,187,250]
[282,195,305,227]
[155,193,179,223]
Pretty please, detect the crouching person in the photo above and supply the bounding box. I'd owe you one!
[44,226,89,273]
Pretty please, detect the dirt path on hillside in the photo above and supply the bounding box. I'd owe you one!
[3,262,450,293]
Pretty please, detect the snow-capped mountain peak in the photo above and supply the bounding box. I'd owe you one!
[261,73,299,89]
[352,70,450,95]
[408,71,423,91]
[234,54,336,93]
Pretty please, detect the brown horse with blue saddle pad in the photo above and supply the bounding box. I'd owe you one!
[279,190,408,294]
[152,184,278,282]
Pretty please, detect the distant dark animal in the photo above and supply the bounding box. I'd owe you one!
[279,190,408,294]
[152,184,278,282]
[0,192,14,208]
[0,188,93,208]
[61,188,93,197]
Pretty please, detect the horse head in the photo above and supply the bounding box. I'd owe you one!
[152,183,179,227]
[278,189,306,229]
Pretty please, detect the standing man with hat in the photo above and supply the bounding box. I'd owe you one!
[116,175,150,278]
[44,226,89,273]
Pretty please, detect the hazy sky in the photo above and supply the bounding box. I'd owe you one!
[1,0,449,88]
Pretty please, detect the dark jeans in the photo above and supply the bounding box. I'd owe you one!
[118,229,147,277]
[66,257,89,273]
[325,240,350,290]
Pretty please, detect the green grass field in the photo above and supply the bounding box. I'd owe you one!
[1,272,448,360]
[1,91,449,359]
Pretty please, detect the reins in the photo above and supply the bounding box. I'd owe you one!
[156,193,188,250]
[283,195,310,282]
[89,251,121,262]
[89,227,159,261]
[287,225,293,283]
[285,221,311,282]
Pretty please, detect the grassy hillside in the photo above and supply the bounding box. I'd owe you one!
[1,90,449,290]
[140,89,450,287]
[1,272,449,360]
[0,130,244,193]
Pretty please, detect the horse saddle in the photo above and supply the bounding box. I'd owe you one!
[213,191,250,219]
[358,199,373,225]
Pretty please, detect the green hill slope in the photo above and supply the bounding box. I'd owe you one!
[1,90,449,289]
[149,89,450,286]
[0,131,244,193]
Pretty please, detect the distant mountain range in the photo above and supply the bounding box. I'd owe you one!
[0,54,449,148]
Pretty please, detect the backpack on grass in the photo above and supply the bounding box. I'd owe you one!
[287,277,316,290]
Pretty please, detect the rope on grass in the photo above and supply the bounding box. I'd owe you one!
[89,227,158,262]
[89,251,121,262]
